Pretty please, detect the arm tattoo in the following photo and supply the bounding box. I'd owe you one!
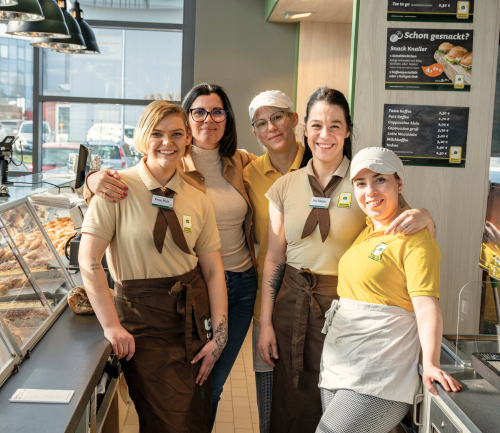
[211,314,228,360]
[269,263,286,303]
[89,257,102,272]
[398,193,409,209]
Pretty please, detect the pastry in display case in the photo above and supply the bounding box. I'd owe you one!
[28,201,79,258]
[0,197,75,359]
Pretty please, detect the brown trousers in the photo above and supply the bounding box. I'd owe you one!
[114,266,212,433]
[270,265,338,433]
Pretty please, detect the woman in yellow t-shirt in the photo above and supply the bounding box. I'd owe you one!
[259,88,436,433]
[316,147,461,433]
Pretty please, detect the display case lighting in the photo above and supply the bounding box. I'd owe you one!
[0,0,44,22]
[30,0,85,50]
[6,0,69,38]
[285,12,314,19]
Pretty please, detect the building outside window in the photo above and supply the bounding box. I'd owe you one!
[2,0,193,173]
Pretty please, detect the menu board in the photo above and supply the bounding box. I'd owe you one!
[388,1,474,23]
[382,104,469,167]
[386,28,473,91]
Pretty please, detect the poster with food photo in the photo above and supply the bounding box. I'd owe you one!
[385,28,473,91]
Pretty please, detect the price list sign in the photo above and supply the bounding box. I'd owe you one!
[388,1,474,23]
[382,104,469,167]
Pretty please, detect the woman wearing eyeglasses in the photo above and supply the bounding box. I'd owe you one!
[84,84,258,428]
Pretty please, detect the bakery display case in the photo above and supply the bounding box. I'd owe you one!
[0,195,75,365]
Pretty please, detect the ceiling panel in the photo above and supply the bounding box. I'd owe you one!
[268,0,353,23]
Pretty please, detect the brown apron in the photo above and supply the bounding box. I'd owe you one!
[270,265,338,433]
[114,266,212,433]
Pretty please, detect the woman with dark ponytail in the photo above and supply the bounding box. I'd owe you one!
[258,87,436,432]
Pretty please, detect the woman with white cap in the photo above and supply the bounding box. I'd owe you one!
[316,147,461,433]
[259,87,436,432]
[244,90,304,433]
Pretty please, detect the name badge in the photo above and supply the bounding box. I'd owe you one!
[309,197,331,209]
[152,195,174,209]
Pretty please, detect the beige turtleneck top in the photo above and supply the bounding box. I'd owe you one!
[190,145,252,272]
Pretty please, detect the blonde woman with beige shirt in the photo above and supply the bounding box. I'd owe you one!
[84,84,258,429]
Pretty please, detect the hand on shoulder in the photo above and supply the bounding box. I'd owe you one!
[87,170,128,204]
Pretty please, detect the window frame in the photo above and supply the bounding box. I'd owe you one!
[19,0,195,175]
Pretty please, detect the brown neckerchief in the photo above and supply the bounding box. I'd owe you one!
[300,175,342,242]
[151,187,191,255]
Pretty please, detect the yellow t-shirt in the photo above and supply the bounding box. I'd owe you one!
[479,242,500,272]
[338,218,441,312]
[265,156,366,275]
[82,158,221,282]
[243,143,305,325]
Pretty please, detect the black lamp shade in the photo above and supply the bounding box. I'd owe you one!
[0,0,44,22]
[6,0,69,37]
[51,0,99,54]
[30,0,85,49]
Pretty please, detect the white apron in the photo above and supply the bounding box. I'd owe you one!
[318,298,420,404]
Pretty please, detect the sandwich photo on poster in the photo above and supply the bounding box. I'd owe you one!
[386,28,473,91]
[387,0,474,23]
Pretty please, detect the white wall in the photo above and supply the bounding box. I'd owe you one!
[193,0,297,156]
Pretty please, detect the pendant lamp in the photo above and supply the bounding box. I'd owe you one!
[30,0,85,50]
[51,0,99,54]
[0,1,21,7]
[0,0,44,22]
[6,0,69,38]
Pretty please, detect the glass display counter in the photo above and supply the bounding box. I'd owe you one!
[0,169,78,387]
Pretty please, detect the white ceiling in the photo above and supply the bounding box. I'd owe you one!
[268,0,354,23]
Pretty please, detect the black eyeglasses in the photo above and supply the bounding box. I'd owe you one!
[252,111,288,133]
[189,108,227,123]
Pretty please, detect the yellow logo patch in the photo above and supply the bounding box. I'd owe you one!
[368,242,388,262]
[337,193,352,208]
[182,215,192,233]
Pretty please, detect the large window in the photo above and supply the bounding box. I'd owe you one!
[80,0,183,24]
[0,25,34,169]
[7,0,194,174]
[41,102,144,171]
[43,28,182,101]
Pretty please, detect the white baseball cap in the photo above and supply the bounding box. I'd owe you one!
[248,90,294,122]
[350,147,405,184]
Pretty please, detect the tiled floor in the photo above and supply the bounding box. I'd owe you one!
[122,325,258,433]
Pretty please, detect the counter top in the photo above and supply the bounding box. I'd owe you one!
[420,349,500,433]
[0,274,111,433]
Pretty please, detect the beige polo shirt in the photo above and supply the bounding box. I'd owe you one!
[82,158,221,282]
[265,156,366,275]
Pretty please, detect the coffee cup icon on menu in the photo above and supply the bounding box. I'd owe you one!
[390,31,403,42]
